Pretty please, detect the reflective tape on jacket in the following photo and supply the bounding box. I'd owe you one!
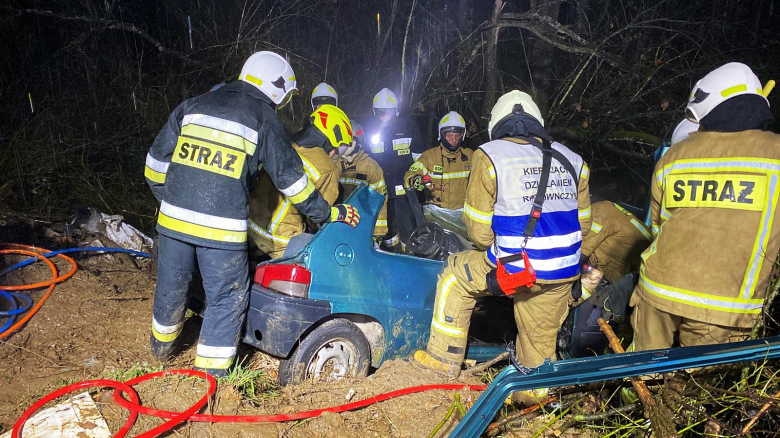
[410,161,429,175]
[578,206,592,220]
[430,171,470,180]
[279,174,316,205]
[639,272,764,314]
[495,230,581,250]
[300,155,321,181]
[248,219,290,245]
[158,201,247,243]
[630,218,652,240]
[463,202,493,224]
[182,113,258,155]
[145,153,169,184]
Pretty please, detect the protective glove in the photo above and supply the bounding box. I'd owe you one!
[330,204,360,227]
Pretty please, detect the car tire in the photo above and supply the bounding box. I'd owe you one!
[278,318,371,386]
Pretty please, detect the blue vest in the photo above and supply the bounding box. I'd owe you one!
[481,138,585,281]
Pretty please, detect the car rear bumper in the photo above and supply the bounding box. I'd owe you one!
[242,285,332,358]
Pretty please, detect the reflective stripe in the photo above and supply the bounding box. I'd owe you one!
[151,318,182,342]
[158,212,247,243]
[496,231,581,250]
[651,224,659,236]
[146,153,170,173]
[494,247,580,272]
[145,166,167,184]
[580,162,590,179]
[300,156,321,181]
[640,274,764,314]
[376,220,387,227]
[181,124,256,156]
[279,174,309,198]
[655,158,780,185]
[580,287,591,301]
[488,166,496,179]
[433,171,470,180]
[412,153,422,160]
[383,234,400,246]
[436,274,458,324]
[194,355,234,370]
[741,173,779,299]
[160,201,246,231]
[411,161,429,175]
[578,206,591,220]
[431,320,467,339]
[340,178,363,185]
[630,218,652,240]
[196,344,237,358]
[463,203,493,224]
[182,113,258,146]
[248,219,290,244]
[289,180,316,205]
[369,180,386,192]
[268,199,292,234]
[591,222,602,233]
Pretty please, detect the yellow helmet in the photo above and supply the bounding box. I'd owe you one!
[310,104,353,149]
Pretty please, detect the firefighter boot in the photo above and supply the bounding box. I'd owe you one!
[410,350,461,378]
[194,366,229,379]
[150,332,179,362]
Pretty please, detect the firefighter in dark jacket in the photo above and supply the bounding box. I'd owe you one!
[144,51,360,377]
[363,88,427,249]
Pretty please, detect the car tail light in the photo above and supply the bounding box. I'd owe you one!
[254,264,311,298]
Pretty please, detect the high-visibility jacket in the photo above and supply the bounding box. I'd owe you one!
[463,137,591,282]
[248,143,341,257]
[581,201,652,284]
[338,150,389,237]
[403,144,473,209]
[144,81,330,250]
[638,130,780,328]
[363,116,427,198]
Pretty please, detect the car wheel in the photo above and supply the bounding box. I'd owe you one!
[278,318,371,386]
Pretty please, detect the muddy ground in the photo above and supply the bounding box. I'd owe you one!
[0,217,582,438]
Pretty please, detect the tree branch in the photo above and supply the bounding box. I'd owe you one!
[4,7,200,66]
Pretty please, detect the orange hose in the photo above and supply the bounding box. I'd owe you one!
[0,245,78,339]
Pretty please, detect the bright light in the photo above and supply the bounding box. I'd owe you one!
[371,134,380,144]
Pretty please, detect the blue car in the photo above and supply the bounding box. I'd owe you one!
[242,185,521,385]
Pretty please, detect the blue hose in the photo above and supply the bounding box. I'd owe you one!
[0,246,154,328]
[0,247,154,278]
[0,291,33,333]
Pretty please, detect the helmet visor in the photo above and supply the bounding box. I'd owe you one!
[277,89,298,110]
[374,108,395,118]
[312,96,337,109]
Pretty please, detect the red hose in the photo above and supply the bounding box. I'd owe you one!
[16,368,485,436]
[12,379,141,438]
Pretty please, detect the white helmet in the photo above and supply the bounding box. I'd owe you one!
[373,88,399,116]
[438,111,466,140]
[311,82,338,110]
[686,62,768,123]
[671,119,699,145]
[488,90,544,140]
[239,51,297,108]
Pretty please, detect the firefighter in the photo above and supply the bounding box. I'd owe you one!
[311,82,338,110]
[249,104,352,259]
[364,88,427,248]
[337,120,389,239]
[403,111,473,210]
[579,201,652,300]
[144,51,360,377]
[411,91,591,387]
[631,62,779,352]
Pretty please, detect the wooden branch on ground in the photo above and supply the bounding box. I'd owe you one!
[741,389,780,435]
[4,7,199,66]
[485,395,558,437]
[598,318,679,438]
[465,351,509,376]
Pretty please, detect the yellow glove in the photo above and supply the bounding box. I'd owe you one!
[330,204,360,227]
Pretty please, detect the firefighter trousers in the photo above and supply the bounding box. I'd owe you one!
[151,234,250,371]
[629,294,750,351]
[426,250,573,368]
[388,196,416,246]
